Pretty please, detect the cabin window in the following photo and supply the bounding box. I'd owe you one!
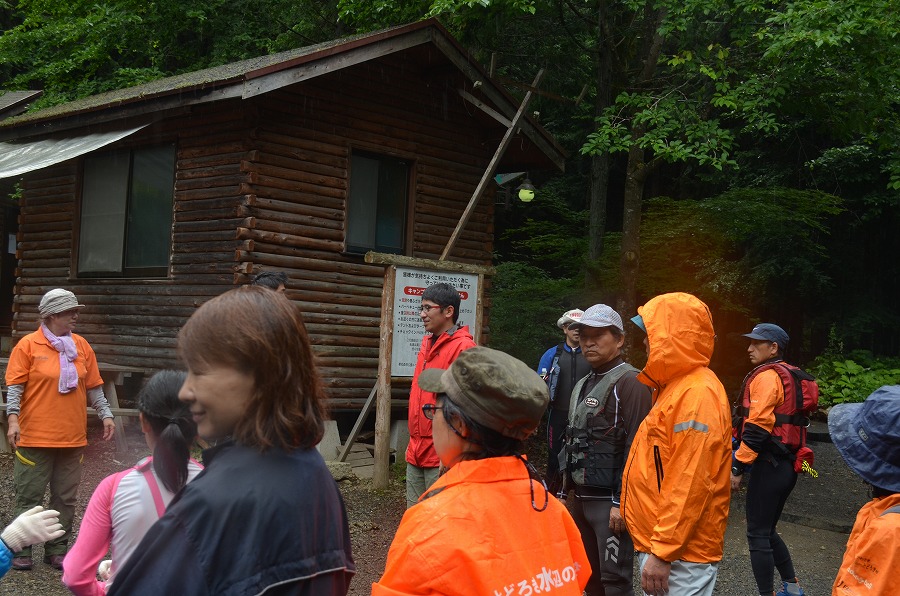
[346,151,409,254]
[78,144,175,277]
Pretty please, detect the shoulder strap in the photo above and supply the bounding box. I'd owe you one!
[137,459,167,517]
[552,343,564,366]
[582,363,638,412]
[770,362,801,412]
[105,467,133,517]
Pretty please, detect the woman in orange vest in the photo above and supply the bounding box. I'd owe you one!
[374,347,590,595]
[829,385,900,595]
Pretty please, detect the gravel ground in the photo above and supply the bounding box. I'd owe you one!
[0,422,865,595]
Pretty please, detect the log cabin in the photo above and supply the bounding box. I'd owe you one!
[0,19,565,410]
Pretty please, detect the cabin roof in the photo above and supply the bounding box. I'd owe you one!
[0,20,565,170]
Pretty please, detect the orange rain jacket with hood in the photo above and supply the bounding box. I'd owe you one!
[832,493,900,595]
[620,292,732,564]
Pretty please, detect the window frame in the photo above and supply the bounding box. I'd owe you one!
[74,142,176,279]
[344,148,414,256]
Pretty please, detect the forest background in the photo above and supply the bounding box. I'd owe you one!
[1,0,898,402]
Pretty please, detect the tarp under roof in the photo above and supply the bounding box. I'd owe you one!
[0,124,148,179]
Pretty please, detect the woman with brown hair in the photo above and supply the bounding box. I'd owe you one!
[108,287,355,596]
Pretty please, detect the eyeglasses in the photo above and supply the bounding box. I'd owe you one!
[420,304,445,313]
[422,404,443,420]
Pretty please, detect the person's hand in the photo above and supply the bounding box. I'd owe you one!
[102,417,116,441]
[641,553,671,596]
[98,559,112,581]
[0,506,65,552]
[6,417,19,451]
[609,506,625,535]
[730,473,743,492]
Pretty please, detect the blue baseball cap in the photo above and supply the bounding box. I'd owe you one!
[742,323,789,351]
[630,314,646,334]
[828,385,900,492]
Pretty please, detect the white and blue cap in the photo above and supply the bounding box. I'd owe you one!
[743,323,789,351]
[569,304,623,334]
[828,385,900,492]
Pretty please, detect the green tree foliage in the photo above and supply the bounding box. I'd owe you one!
[0,0,343,109]
[487,261,579,365]
[639,189,843,314]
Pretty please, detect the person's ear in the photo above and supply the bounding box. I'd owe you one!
[139,412,152,435]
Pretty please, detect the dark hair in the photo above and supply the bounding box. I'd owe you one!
[178,286,327,451]
[438,394,524,460]
[251,271,288,290]
[137,370,196,494]
[437,394,548,510]
[422,283,462,324]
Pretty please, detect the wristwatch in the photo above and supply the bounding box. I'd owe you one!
[732,464,744,476]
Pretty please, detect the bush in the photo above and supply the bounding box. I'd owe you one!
[809,349,900,407]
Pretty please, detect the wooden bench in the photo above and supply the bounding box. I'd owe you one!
[0,359,148,455]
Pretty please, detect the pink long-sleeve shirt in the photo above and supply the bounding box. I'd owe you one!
[62,456,203,595]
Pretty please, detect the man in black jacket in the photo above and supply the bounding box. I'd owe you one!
[563,304,652,596]
[537,309,591,495]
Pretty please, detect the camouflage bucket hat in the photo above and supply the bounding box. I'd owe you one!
[417,347,549,440]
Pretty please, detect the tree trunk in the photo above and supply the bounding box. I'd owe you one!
[587,0,614,268]
[617,140,646,321]
[616,6,666,321]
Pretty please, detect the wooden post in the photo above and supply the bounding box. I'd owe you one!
[440,69,545,261]
[373,265,396,488]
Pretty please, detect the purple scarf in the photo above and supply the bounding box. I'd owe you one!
[41,324,80,393]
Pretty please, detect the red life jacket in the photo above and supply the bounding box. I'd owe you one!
[734,361,819,452]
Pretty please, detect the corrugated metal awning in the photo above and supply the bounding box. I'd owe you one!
[0,124,148,179]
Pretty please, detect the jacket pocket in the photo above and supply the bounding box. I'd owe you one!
[653,445,664,493]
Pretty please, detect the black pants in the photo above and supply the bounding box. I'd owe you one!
[572,496,634,596]
[545,408,568,495]
[745,454,798,594]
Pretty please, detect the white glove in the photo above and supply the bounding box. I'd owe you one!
[1,506,65,553]
[98,559,112,581]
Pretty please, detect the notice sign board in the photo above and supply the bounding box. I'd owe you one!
[391,267,479,377]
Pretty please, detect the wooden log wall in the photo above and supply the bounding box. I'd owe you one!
[239,54,495,406]
[13,101,249,370]
[13,48,502,409]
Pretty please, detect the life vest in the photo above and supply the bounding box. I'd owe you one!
[563,363,638,487]
[733,361,819,452]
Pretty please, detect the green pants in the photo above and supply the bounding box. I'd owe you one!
[13,446,84,557]
[405,463,440,509]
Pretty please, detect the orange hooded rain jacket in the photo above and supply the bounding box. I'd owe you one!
[833,493,900,595]
[373,456,590,595]
[620,292,732,564]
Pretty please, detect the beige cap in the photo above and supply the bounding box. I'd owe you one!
[39,289,85,317]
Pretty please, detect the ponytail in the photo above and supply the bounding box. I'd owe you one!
[137,370,197,494]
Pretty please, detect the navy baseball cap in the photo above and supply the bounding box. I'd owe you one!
[828,385,900,493]
[742,323,789,351]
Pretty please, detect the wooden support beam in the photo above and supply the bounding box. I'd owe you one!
[440,69,544,261]
[337,385,378,462]
[373,266,397,489]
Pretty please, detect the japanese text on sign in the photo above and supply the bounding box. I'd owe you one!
[391,267,479,377]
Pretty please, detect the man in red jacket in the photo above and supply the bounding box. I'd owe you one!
[405,282,476,508]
